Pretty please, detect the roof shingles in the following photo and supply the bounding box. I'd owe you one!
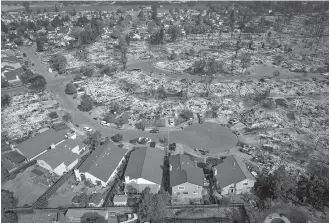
[79,142,127,183]
[170,154,204,187]
[214,155,255,189]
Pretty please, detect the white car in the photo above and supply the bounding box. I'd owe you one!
[100,121,111,126]
[168,119,175,126]
[83,127,93,132]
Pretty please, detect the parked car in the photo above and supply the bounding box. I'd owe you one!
[83,127,93,132]
[100,121,111,126]
[149,129,159,133]
[138,137,151,144]
[228,118,239,125]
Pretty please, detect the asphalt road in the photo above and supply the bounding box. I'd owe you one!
[12,44,327,153]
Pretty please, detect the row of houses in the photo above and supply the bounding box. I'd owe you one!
[10,120,255,203]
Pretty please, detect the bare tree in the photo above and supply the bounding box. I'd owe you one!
[240,53,251,74]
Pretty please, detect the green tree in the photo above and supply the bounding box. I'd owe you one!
[54,5,59,13]
[1,21,8,33]
[43,8,47,13]
[84,131,102,149]
[168,25,182,42]
[65,83,77,95]
[1,189,18,223]
[137,187,169,222]
[28,74,47,92]
[114,117,124,128]
[23,2,30,13]
[151,4,158,20]
[78,94,94,112]
[240,53,251,73]
[62,112,73,123]
[1,94,10,108]
[135,122,145,131]
[36,38,44,52]
[110,134,123,143]
[81,212,106,223]
[50,54,67,74]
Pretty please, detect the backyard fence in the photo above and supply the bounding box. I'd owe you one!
[31,151,92,208]
[166,203,245,209]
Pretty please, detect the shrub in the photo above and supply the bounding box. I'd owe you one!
[111,134,123,142]
[150,142,156,147]
[23,53,27,57]
[169,143,176,151]
[129,138,138,144]
[65,83,77,95]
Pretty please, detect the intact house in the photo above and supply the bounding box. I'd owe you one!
[170,154,204,198]
[124,147,164,194]
[16,126,70,161]
[74,141,127,187]
[36,139,86,176]
[213,155,256,195]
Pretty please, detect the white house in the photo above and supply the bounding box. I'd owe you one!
[213,155,256,195]
[37,139,85,176]
[74,141,127,187]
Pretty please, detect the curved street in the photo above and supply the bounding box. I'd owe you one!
[10,44,327,154]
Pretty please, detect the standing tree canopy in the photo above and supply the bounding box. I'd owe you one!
[1,94,11,108]
[28,74,47,92]
[1,189,19,223]
[78,94,94,112]
[50,54,67,74]
[137,187,170,222]
[81,212,106,223]
[111,134,123,143]
[65,83,77,95]
[84,131,102,149]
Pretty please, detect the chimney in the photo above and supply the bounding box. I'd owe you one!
[233,162,236,167]
[170,165,172,171]
[50,143,55,149]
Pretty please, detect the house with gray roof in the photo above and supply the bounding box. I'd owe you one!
[16,127,69,161]
[124,147,164,194]
[213,155,256,195]
[74,141,127,187]
[170,154,204,198]
[37,139,86,176]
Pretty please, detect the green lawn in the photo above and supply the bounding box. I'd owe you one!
[2,166,49,207]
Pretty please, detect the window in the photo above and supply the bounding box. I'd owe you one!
[178,186,185,190]
[197,186,202,189]
[243,182,248,186]
[183,192,188,194]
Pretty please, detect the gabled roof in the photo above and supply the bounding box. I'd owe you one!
[64,209,108,222]
[125,147,164,185]
[170,154,204,187]
[213,155,255,189]
[78,141,127,183]
[37,139,84,169]
[17,128,68,159]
